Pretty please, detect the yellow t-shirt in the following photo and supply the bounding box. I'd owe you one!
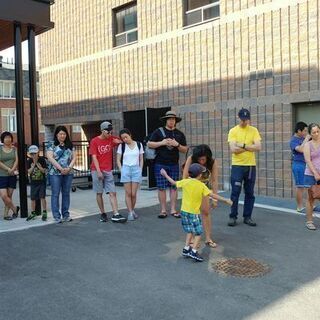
[176,178,211,214]
[228,125,261,166]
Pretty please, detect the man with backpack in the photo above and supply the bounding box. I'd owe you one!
[147,111,188,218]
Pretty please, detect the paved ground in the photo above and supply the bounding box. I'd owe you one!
[1,197,320,320]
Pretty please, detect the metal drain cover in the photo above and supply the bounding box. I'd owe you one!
[212,258,271,278]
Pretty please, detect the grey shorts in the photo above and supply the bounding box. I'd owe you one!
[91,170,116,194]
[30,182,46,200]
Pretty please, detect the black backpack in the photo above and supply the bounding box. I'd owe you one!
[120,142,142,165]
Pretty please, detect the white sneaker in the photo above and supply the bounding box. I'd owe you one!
[127,212,135,221]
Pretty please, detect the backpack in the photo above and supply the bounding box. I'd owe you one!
[145,127,166,160]
[120,141,142,165]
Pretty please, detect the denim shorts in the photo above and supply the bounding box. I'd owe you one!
[120,165,142,183]
[304,174,317,188]
[181,211,203,236]
[0,175,17,189]
[91,170,116,193]
[292,161,306,187]
[154,163,179,190]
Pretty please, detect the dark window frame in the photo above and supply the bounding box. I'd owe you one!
[112,1,138,48]
[183,0,220,27]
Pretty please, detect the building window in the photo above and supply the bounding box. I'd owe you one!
[113,2,137,47]
[72,125,82,133]
[183,0,220,27]
[0,81,15,99]
[2,109,17,132]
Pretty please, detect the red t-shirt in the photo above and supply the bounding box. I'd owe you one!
[89,135,119,171]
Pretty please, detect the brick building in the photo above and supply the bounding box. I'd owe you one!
[39,0,320,197]
[0,60,45,146]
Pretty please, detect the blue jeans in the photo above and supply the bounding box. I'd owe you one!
[50,174,73,220]
[230,166,256,219]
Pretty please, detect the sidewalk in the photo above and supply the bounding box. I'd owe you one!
[1,185,317,233]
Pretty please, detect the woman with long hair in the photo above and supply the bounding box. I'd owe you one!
[47,126,76,223]
[116,128,144,221]
[0,131,19,220]
[303,123,320,230]
[182,144,218,247]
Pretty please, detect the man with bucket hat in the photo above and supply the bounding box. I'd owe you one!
[147,110,188,218]
[227,108,262,227]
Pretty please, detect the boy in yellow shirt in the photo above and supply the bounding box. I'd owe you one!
[161,164,232,262]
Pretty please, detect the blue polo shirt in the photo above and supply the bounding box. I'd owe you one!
[290,136,305,163]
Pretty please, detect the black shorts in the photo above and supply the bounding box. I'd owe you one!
[0,176,17,189]
[30,182,46,200]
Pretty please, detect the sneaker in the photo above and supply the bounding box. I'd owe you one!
[127,212,135,221]
[36,211,41,216]
[189,250,204,262]
[26,211,37,221]
[182,247,191,257]
[228,218,237,227]
[111,213,127,223]
[3,216,13,221]
[100,213,108,222]
[243,218,257,227]
[297,207,305,213]
[42,211,47,221]
[132,210,138,219]
[55,219,62,224]
[63,216,73,222]
[12,206,20,219]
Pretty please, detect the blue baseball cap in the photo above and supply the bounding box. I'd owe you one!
[238,108,251,120]
[188,163,206,178]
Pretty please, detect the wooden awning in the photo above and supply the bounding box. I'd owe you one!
[0,0,54,51]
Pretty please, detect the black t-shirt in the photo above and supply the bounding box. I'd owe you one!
[149,127,187,165]
[27,156,47,184]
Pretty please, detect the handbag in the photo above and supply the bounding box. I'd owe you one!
[309,182,320,199]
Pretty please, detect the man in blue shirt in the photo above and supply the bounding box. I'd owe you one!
[290,122,309,212]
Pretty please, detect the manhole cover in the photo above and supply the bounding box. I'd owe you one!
[212,258,271,278]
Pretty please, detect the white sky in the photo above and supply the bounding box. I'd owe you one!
[0,38,39,65]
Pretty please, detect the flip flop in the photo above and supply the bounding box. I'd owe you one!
[205,240,217,248]
[158,212,168,219]
[171,212,181,218]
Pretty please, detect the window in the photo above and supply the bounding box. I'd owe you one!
[113,2,137,47]
[0,81,15,99]
[184,0,220,27]
[72,125,82,133]
[2,109,17,132]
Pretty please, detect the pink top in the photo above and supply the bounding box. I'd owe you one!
[305,141,320,176]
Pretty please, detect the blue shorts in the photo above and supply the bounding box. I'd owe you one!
[120,165,142,183]
[292,161,306,187]
[304,174,317,188]
[0,176,17,189]
[181,211,203,236]
[154,163,179,190]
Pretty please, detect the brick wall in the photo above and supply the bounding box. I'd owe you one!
[39,0,320,197]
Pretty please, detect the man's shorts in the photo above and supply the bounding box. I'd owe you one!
[0,176,17,189]
[154,163,179,190]
[292,161,306,188]
[181,211,203,236]
[30,182,46,200]
[120,165,142,183]
[91,170,116,193]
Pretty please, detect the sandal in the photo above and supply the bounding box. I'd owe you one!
[158,212,167,219]
[171,212,181,218]
[306,221,317,230]
[205,240,217,248]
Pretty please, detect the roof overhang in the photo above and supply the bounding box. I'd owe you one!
[0,0,54,51]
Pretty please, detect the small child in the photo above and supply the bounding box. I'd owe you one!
[160,163,232,262]
[26,145,48,221]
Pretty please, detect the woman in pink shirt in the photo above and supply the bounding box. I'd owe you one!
[303,123,320,230]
